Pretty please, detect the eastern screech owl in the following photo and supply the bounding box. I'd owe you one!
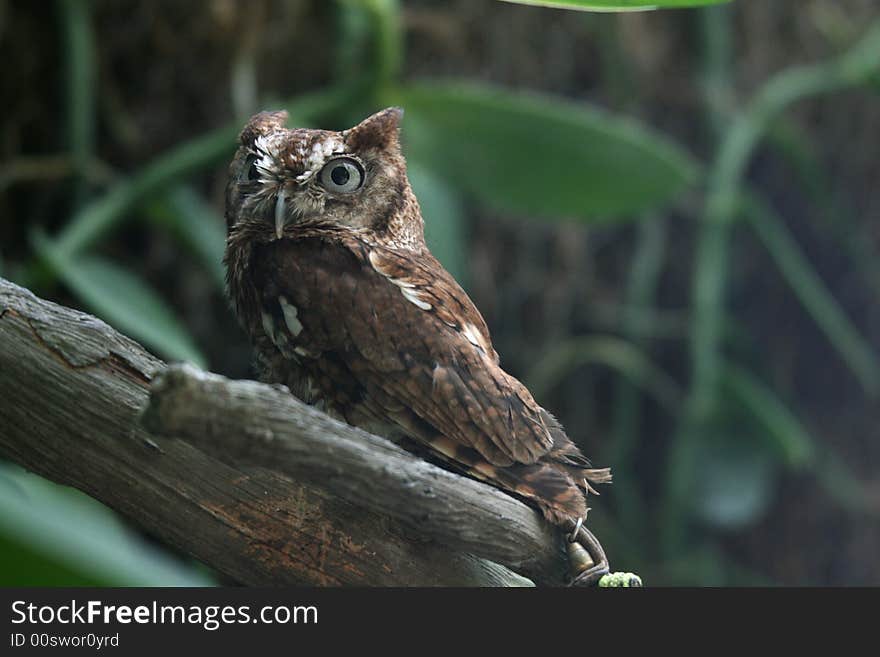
[224,108,611,583]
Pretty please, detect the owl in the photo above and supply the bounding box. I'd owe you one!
[224,108,612,585]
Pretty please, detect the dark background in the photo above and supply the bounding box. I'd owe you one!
[1,0,879,586]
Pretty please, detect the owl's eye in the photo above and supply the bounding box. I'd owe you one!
[318,157,365,194]
[242,154,259,183]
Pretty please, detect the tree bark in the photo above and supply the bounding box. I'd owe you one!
[0,277,571,586]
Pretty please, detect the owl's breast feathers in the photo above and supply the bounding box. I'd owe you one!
[247,227,610,525]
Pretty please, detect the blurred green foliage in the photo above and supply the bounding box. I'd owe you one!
[0,465,212,586]
[1,0,879,586]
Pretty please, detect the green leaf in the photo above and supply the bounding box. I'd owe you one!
[147,186,227,291]
[399,82,698,220]
[52,125,239,263]
[406,160,468,282]
[33,233,206,366]
[498,0,730,13]
[0,464,213,586]
[723,364,815,469]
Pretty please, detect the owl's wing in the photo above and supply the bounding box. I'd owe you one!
[254,233,554,467]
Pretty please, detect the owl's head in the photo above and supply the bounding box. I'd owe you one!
[225,107,423,250]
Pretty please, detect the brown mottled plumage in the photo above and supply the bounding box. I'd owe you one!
[224,108,611,573]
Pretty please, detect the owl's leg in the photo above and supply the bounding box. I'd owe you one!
[565,518,610,587]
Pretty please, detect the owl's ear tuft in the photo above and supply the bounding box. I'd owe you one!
[239,110,289,145]
[344,107,403,153]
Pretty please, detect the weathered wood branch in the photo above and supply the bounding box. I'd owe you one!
[141,363,566,581]
[0,277,572,586]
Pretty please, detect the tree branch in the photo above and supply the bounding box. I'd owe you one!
[0,277,571,586]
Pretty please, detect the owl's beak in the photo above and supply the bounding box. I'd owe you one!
[274,188,289,240]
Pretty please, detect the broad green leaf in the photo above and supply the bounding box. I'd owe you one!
[33,234,206,366]
[498,0,730,13]
[399,82,697,220]
[52,125,238,262]
[0,464,213,586]
[723,365,815,469]
[406,160,468,282]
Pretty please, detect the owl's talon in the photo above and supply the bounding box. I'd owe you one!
[566,524,609,587]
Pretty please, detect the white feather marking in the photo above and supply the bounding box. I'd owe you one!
[431,363,442,394]
[278,295,303,336]
[370,251,416,288]
[369,250,431,310]
[389,278,415,289]
[462,322,489,356]
[296,136,345,182]
[274,188,288,239]
[368,250,388,274]
[401,287,432,311]
[254,135,277,181]
[261,311,277,344]
[254,134,272,154]
[369,250,414,286]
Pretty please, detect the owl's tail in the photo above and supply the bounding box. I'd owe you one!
[424,410,611,528]
[385,405,610,528]
[502,414,612,526]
